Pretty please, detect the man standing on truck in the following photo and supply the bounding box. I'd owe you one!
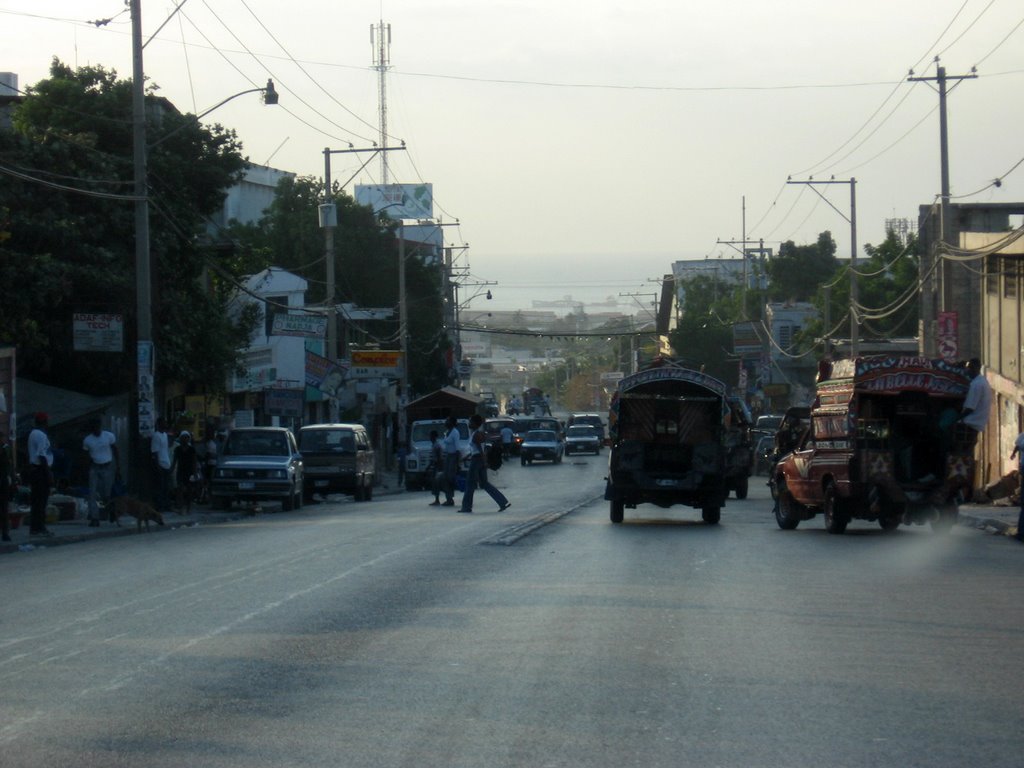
[960,358,992,443]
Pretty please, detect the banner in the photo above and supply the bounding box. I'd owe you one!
[306,350,349,396]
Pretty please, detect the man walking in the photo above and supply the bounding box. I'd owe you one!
[83,418,119,527]
[459,414,511,514]
[27,412,54,537]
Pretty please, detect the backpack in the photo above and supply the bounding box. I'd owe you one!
[486,440,503,471]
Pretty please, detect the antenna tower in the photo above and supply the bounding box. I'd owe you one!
[371,20,392,186]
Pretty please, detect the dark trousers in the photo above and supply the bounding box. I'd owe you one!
[443,453,459,503]
[460,455,508,512]
[29,464,50,533]
[153,464,171,512]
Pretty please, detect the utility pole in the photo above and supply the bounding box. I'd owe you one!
[908,60,976,354]
[786,177,858,357]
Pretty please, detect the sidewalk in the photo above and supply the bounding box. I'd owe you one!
[0,468,411,556]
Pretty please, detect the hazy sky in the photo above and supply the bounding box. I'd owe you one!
[3,1,1023,312]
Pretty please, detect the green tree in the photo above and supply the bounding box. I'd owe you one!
[668,274,743,383]
[226,177,451,396]
[766,231,839,303]
[0,60,254,394]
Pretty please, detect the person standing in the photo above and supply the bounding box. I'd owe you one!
[500,423,514,459]
[150,417,172,513]
[441,416,461,507]
[1010,429,1024,543]
[427,429,443,506]
[82,418,119,527]
[170,431,198,513]
[459,414,511,514]
[960,358,993,443]
[0,428,14,542]
[27,412,54,537]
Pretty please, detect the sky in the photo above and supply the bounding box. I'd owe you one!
[3,1,1023,314]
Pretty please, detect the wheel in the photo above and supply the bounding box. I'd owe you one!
[823,482,848,534]
[734,474,749,500]
[701,505,721,525]
[879,515,900,531]
[610,498,624,524]
[775,480,800,530]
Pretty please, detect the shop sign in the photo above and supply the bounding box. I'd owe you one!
[74,313,123,352]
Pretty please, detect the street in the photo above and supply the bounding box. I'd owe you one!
[1,456,1022,768]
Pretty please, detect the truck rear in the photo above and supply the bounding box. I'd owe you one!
[604,363,727,524]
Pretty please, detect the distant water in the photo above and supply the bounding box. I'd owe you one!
[465,250,690,316]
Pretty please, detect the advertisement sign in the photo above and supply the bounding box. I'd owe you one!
[355,183,433,220]
[74,313,124,352]
[937,311,958,361]
[305,350,349,396]
[271,313,327,338]
[732,321,761,356]
[264,389,304,416]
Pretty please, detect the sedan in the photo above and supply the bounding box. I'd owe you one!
[520,429,564,465]
[564,425,602,455]
[210,427,304,511]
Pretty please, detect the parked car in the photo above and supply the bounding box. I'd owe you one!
[520,429,564,465]
[210,427,304,511]
[298,423,376,502]
[564,425,602,455]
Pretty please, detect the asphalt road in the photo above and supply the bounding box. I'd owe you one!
[2,456,1022,767]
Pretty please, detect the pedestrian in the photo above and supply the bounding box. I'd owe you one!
[1010,429,1024,542]
[441,416,461,507]
[960,357,993,444]
[459,413,511,514]
[396,441,408,487]
[170,430,198,513]
[27,412,54,537]
[500,423,514,459]
[427,429,443,506]
[82,417,119,527]
[202,432,220,503]
[150,417,172,513]
[0,428,14,542]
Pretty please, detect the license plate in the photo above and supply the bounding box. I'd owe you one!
[238,481,255,490]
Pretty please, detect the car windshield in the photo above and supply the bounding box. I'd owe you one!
[224,431,289,456]
[568,426,597,437]
[527,430,556,441]
[299,429,355,453]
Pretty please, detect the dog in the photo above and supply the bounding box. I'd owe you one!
[111,495,166,532]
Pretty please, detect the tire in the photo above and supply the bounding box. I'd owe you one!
[734,474,749,500]
[775,481,800,530]
[610,498,624,524]
[879,515,900,531]
[701,505,721,525]
[823,482,848,534]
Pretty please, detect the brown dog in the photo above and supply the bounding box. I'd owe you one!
[111,495,166,532]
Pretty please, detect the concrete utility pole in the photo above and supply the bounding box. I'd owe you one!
[908,61,976,316]
[786,177,858,357]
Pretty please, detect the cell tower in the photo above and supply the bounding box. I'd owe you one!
[371,20,392,186]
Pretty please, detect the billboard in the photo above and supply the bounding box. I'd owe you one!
[355,183,433,220]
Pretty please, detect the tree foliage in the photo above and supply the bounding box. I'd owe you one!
[667,274,744,384]
[0,60,254,395]
[766,231,839,303]
[225,176,451,396]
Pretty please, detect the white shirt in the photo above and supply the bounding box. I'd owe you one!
[962,373,992,432]
[28,428,53,467]
[83,430,117,464]
[442,426,460,455]
[151,430,171,469]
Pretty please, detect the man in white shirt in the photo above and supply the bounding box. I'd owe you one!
[440,416,461,507]
[27,412,54,537]
[150,417,172,513]
[960,358,992,442]
[83,417,119,527]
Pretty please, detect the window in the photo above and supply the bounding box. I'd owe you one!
[986,254,999,295]
[1004,257,1018,299]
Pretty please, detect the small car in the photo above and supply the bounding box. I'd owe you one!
[210,427,304,511]
[564,425,602,455]
[520,429,564,465]
[298,423,376,502]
